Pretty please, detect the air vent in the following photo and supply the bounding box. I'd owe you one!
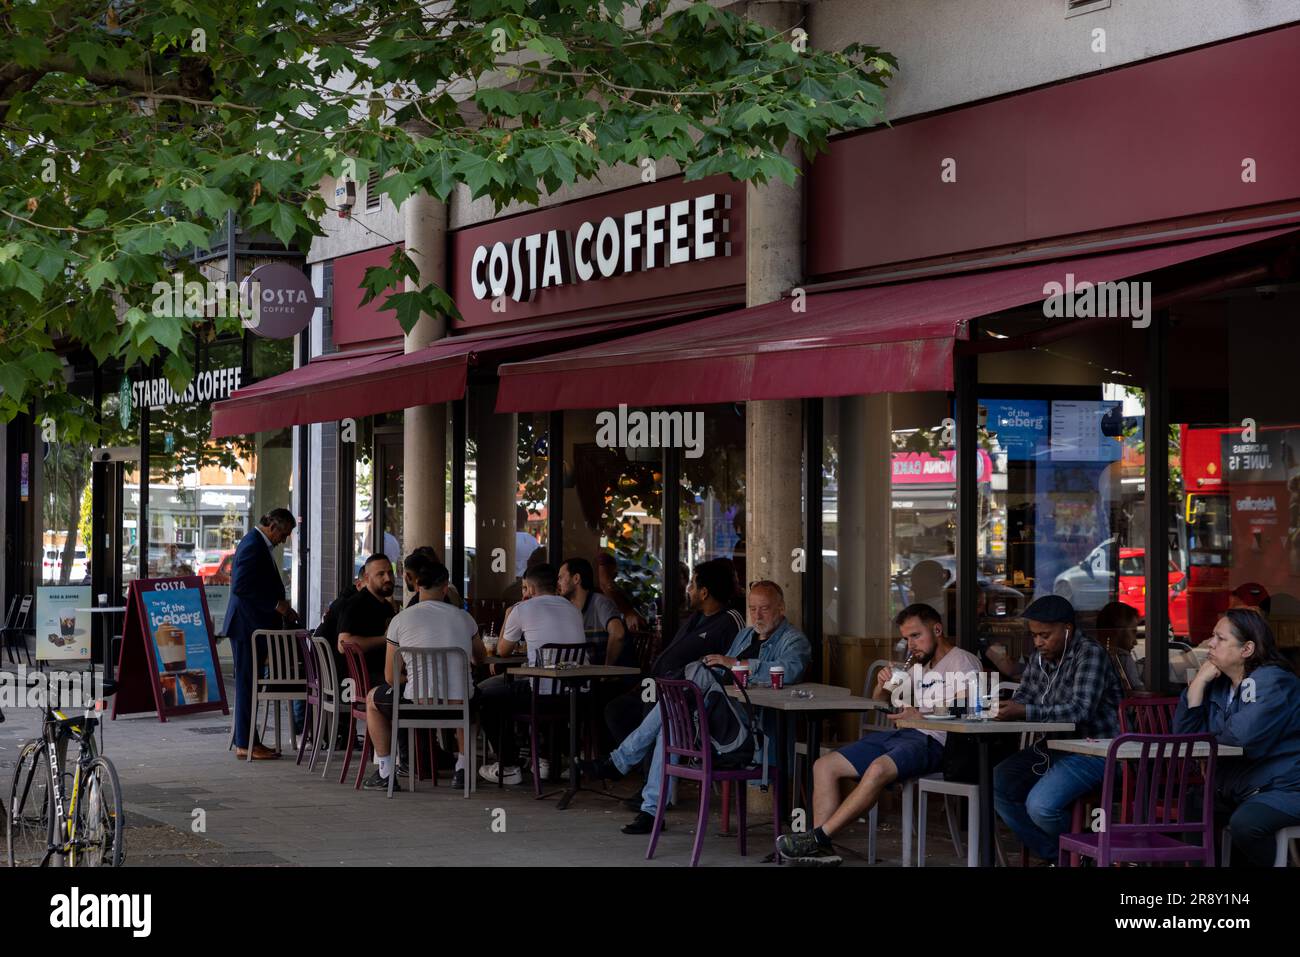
[366,168,382,211]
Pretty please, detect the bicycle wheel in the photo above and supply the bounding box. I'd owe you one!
[72,756,123,867]
[6,740,53,867]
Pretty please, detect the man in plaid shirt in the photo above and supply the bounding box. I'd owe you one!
[993,595,1122,863]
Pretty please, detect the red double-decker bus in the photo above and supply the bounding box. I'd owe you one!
[1180,424,1300,643]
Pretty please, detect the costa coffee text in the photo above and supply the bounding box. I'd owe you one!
[469,193,731,302]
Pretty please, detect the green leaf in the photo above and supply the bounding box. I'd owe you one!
[84,258,118,292]
[79,208,109,228]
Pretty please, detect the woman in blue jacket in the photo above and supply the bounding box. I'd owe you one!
[1174,609,1300,866]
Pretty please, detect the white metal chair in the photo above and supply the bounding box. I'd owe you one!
[915,683,1022,868]
[389,647,476,797]
[1221,824,1300,866]
[309,633,345,776]
[228,629,308,761]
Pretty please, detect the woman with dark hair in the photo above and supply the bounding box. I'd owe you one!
[1174,609,1300,866]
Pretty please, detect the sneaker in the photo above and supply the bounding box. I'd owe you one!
[621,811,660,835]
[776,832,842,866]
[451,769,466,790]
[362,769,402,792]
[478,762,523,785]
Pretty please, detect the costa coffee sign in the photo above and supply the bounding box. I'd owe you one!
[240,263,317,339]
[470,192,731,304]
[451,174,745,327]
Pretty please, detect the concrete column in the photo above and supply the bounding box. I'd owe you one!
[402,190,448,557]
[472,382,517,600]
[837,395,894,639]
[744,1,806,627]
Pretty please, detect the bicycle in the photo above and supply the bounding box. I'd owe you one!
[6,679,123,867]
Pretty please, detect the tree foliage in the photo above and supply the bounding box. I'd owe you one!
[0,0,896,431]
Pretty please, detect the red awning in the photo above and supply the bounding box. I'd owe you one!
[210,313,702,438]
[495,227,1296,412]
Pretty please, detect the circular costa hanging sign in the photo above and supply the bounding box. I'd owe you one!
[239,263,317,339]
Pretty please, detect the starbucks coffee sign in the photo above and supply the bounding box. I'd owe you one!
[133,366,243,411]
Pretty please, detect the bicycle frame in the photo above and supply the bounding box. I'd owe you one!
[38,702,100,868]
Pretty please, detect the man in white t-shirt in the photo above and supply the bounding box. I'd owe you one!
[778,603,984,866]
[363,556,484,792]
[478,562,586,785]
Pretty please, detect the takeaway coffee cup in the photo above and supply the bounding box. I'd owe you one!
[155,622,187,672]
[178,669,207,705]
[159,674,178,708]
[731,661,750,688]
[768,664,785,690]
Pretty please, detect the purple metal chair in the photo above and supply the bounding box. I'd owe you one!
[646,678,766,868]
[1058,733,1218,867]
[339,642,374,787]
[296,629,320,766]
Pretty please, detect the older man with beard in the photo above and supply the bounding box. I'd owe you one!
[584,580,811,835]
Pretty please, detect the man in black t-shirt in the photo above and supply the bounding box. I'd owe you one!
[337,554,398,685]
[604,559,742,745]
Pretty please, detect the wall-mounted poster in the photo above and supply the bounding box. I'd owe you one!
[34,586,92,662]
[983,399,1050,461]
[112,577,228,722]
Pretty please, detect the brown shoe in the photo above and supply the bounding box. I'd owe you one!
[235,744,281,760]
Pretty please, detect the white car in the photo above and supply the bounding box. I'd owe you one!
[1052,539,1117,611]
[41,546,89,584]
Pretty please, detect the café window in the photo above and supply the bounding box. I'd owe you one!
[1166,279,1300,671]
[976,302,1148,685]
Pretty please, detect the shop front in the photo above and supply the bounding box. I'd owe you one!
[3,234,310,669]
[205,24,1300,705]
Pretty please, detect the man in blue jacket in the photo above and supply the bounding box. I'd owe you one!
[584,580,811,834]
[224,509,299,760]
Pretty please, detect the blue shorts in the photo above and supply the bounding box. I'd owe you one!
[836,729,944,781]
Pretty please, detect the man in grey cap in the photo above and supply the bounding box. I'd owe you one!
[992,594,1121,864]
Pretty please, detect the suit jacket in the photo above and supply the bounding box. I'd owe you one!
[222,528,285,643]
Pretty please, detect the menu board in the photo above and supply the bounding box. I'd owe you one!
[1050,400,1123,462]
[113,577,228,721]
[34,586,92,662]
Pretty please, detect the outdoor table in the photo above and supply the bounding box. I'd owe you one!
[730,683,891,863]
[508,664,641,809]
[896,715,1074,867]
[1048,738,1243,759]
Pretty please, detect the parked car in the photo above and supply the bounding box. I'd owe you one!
[1053,538,1119,611]
[41,545,89,584]
[1118,547,1189,637]
[199,549,235,583]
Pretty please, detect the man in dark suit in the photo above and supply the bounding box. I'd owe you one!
[224,508,299,760]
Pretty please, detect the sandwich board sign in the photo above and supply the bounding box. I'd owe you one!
[112,577,228,722]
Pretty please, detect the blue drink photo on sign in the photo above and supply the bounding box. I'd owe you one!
[140,586,219,707]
